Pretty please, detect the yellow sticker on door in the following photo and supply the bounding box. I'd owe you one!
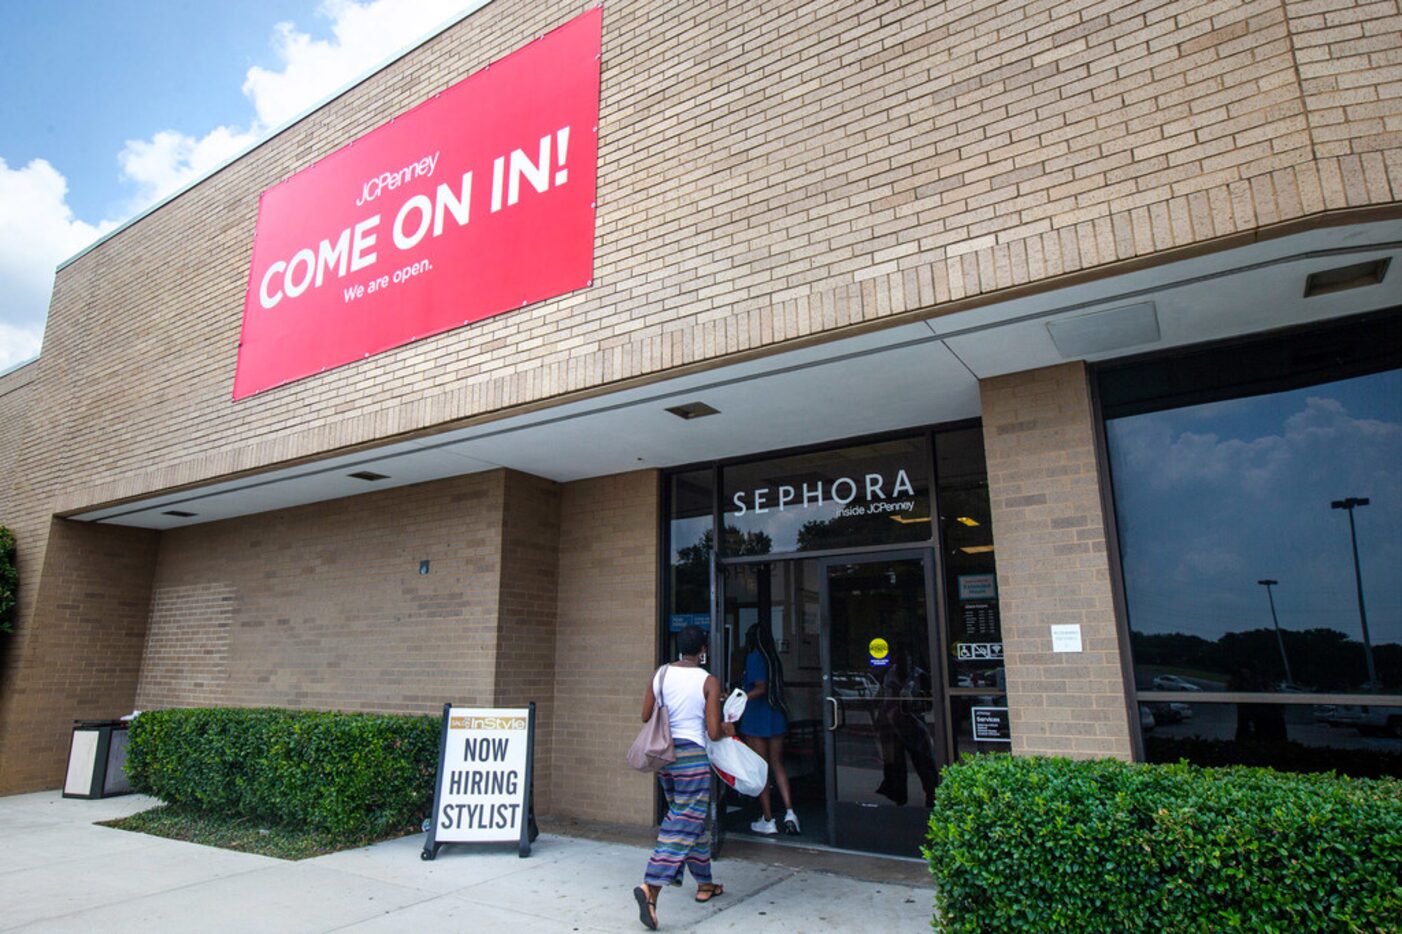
[868,637,889,660]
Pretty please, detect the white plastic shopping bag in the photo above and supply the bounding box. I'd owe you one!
[706,736,768,797]
[723,688,747,723]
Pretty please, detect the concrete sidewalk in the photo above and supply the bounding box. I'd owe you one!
[0,792,935,932]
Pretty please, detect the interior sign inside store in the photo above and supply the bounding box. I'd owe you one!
[232,7,602,400]
[972,706,1011,742]
[423,704,538,859]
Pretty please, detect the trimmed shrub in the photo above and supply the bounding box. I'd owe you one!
[126,707,440,838]
[926,754,1402,933]
[0,525,16,634]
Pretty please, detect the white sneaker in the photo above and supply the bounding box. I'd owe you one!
[749,818,777,835]
[782,810,800,835]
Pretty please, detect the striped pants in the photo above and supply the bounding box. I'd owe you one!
[644,740,713,886]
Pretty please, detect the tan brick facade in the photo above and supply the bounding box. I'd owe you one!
[0,519,159,792]
[549,472,658,826]
[0,467,658,819]
[133,472,506,715]
[2,0,1399,796]
[13,0,1402,523]
[980,362,1133,759]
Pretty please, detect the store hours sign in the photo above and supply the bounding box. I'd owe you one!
[233,8,602,399]
[423,704,538,859]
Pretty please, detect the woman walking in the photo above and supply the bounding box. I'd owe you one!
[740,622,798,835]
[634,625,732,930]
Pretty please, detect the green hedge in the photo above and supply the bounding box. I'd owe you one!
[0,525,16,634]
[925,755,1402,933]
[126,707,440,838]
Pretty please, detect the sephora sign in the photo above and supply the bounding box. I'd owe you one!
[232,8,602,399]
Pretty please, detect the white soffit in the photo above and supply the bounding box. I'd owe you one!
[936,220,1401,378]
[75,220,1402,529]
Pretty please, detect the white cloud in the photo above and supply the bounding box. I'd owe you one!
[1110,385,1402,639]
[244,0,485,129]
[117,125,259,211]
[2,0,486,365]
[0,322,43,374]
[0,157,117,370]
[117,0,484,216]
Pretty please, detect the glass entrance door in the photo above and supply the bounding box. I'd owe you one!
[716,560,825,849]
[821,552,944,856]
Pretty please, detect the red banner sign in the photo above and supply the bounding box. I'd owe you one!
[232,8,602,400]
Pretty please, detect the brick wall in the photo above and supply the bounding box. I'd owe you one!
[1286,0,1402,160]
[135,582,235,706]
[0,364,36,508]
[494,470,563,814]
[0,519,158,793]
[980,362,1133,759]
[549,470,658,826]
[133,472,506,715]
[0,361,40,634]
[6,0,1401,791]
[22,0,1402,522]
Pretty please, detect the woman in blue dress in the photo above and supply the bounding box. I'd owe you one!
[739,622,798,835]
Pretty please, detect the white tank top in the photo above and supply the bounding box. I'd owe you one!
[654,664,709,748]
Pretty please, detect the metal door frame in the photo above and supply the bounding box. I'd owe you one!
[817,548,943,852]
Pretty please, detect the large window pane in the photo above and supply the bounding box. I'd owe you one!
[668,470,713,658]
[935,428,1005,696]
[1106,367,1402,696]
[720,437,931,555]
[1141,701,1402,778]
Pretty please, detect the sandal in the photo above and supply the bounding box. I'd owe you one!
[633,885,658,930]
[695,882,725,903]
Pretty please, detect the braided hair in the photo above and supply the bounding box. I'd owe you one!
[745,622,788,718]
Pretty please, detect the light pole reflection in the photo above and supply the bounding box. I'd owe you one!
[1256,579,1294,687]
[1330,497,1377,693]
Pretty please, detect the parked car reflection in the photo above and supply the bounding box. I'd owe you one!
[1315,705,1402,738]
[1145,701,1194,724]
[832,671,879,699]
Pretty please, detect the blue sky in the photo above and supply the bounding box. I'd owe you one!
[1106,369,1402,662]
[0,0,487,373]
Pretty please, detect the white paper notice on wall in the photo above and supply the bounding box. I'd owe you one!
[1050,624,1083,653]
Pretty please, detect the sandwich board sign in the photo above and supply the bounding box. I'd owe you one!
[422,702,538,859]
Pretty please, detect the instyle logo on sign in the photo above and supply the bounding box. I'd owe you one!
[232,7,602,400]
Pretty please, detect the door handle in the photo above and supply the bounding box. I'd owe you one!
[825,696,843,731]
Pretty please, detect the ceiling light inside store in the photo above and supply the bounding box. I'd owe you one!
[955,516,980,526]
[1047,302,1160,358]
[162,510,197,518]
[960,545,995,554]
[348,471,389,481]
[890,515,932,524]
[1304,258,1389,297]
[666,401,720,420]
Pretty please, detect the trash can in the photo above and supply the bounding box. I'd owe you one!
[63,720,133,799]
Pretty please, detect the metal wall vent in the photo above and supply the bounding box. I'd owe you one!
[1047,302,1161,359]
[666,401,720,420]
[1304,258,1389,297]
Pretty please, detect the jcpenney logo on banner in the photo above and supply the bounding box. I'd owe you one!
[255,127,576,312]
[233,8,602,400]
